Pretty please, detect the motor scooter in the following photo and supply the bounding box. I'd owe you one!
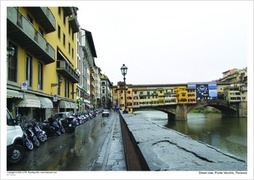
[39,121,61,137]
[19,120,36,150]
[22,131,34,151]
[26,123,40,148]
[33,122,47,142]
[52,118,65,134]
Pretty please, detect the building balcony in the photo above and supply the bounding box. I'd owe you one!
[63,7,73,16]
[90,91,95,98]
[56,60,79,83]
[90,81,96,88]
[90,73,95,80]
[165,101,177,105]
[165,97,177,101]
[26,7,56,33]
[69,15,79,33]
[240,85,247,92]
[7,7,55,64]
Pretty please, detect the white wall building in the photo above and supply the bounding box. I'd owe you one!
[77,29,97,110]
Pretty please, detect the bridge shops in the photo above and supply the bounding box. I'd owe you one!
[112,81,247,120]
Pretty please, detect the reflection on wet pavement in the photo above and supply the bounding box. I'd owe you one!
[7,112,126,171]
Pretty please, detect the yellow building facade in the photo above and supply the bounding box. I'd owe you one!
[7,7,79,121]
[175,86,188,104]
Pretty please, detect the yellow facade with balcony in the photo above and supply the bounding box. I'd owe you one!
[156,89,165,105]
[126,87,133,113]
[119,85,127,111]
[187,89,196,104]
[174,86,188,104]
[7,7,79,120]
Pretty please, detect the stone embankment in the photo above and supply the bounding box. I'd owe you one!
[120,113,247,171]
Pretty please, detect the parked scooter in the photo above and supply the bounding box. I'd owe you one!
[75,113,87,124]
[39,122,60,137]
[22,131,34,151]
[60,115,79,133]
[19,120,35,150]
[33,122,47,143]
[26,123,40,148]
[44,116,65,136]
[51,118,65,134]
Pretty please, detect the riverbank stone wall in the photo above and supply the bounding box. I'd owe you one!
[120,112,247,171]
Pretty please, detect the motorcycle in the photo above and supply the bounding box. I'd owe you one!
[39,122,60,137]
[22,131,34,151]
[33,122,47,143]
[52,118,65,134]
[75,113,87,124]
[26,123,40,148]
[42,116,65,136]
[19,120,35,150]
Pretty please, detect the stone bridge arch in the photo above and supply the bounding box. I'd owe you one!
[153,105,177,121]
[133,105,177,121]
[187,100,239,118]
[132,100,239,121]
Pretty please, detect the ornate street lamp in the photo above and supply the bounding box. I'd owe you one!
[120,64,128,113]
[7,46,15,59]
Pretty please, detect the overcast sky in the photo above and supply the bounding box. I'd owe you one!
[1,1,253,178]
[77,1,252,85]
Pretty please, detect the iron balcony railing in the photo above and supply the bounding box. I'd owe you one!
[26,7,56,33]
[69,15,79,33]
[90,73,95,80]
[7,7,55,64]
[63,7,73,16]
[56,60,79,83]
[90,81,96,88]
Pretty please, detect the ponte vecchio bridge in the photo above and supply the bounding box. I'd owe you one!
[114,82,247,121]
[132,99,240,121]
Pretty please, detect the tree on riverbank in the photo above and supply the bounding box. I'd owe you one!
[190,107,221,114]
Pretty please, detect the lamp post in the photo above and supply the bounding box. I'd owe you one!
[58,76,63,95]
[7,46,15,60]
[120,64,128,113]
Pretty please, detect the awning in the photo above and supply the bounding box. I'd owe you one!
[73,103,78,109]
[85,103,94,108]
[60,101,78,109]
[85,102,94,108]
[39,97,53,108]
[70,102,78,109]
[83,99,90,104]
[7,89,23,99]
[17,94,41,108]
[59,101,71,108]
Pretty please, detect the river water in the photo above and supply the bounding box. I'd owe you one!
[135,110,247,161]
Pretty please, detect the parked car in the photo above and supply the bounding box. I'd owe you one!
[7,109,25,164]
[102,109,110,117]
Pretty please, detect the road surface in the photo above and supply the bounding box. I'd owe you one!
[7,111,126,171]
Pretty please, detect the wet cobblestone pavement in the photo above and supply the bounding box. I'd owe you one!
[7,111,127,171]
[92,113,126,170]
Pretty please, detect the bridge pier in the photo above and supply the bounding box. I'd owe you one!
[167,113,175,121]
[221,102,242,118]
[222,110,239,118]
[175,104,187,121]
[239,102,247,117]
